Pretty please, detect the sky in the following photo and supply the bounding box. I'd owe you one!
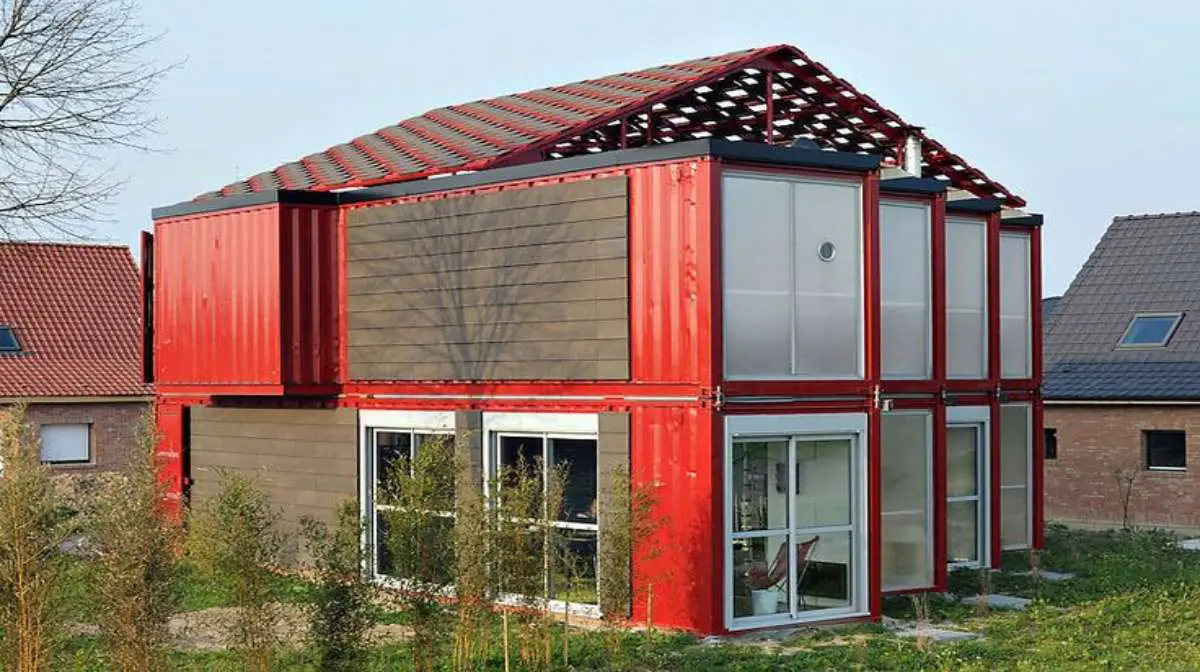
[98,0,1200,297]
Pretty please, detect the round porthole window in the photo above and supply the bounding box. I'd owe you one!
[817,241,837,262]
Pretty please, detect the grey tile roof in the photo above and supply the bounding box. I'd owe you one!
[1044,212,1200,400]
[1042,296,1061,329]
[1043,361,1200,400]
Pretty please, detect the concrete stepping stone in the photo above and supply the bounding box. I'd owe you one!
[882,617,978,642]
[1013,570,1075,581]
[961,594,1031,610]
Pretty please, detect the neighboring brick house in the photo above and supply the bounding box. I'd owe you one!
[0,242,152,471]
[1044,212,1200,530]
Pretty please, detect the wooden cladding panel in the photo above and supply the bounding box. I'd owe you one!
[189,406,358,560]
[346,178,630,381]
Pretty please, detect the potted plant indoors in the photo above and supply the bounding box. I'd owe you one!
[743,559,782,616]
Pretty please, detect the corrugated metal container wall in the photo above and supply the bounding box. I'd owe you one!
[629,159,715,386]
[154,205,282,386]
[630,404,720,634]
[280,205,341,386]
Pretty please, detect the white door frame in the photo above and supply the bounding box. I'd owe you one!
[724,413,870,631]
[946,406,991,570]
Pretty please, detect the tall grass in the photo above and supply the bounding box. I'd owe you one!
[88,414,181,672]
[186,471,287,672]
[0,404,69,671]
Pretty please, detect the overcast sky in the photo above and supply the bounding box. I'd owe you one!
[107,0,1200,296]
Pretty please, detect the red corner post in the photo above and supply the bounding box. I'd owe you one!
[862,171,883,618]
[154,401,185,518]
[1030,224,1046,549]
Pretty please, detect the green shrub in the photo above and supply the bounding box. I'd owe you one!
[186,471,286,672]
[0,404,70,671]
[88,415,181,672]
[300,500,374,672]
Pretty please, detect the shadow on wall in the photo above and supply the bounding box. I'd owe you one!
[346,178,629,382]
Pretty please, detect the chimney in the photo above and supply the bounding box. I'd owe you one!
[903,132,923,176]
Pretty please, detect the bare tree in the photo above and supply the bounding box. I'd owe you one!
[0,0,169,238]
[1112,459,1142,531]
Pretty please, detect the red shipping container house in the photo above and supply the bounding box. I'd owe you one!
[148,44,1042,634]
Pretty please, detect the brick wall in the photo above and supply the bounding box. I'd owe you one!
[1045,404,1200,530]
[23,401,151,472]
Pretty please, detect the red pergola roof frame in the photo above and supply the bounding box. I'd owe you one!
[200,44,1024,207]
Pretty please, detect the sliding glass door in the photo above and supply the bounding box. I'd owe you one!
[728,428,865,628]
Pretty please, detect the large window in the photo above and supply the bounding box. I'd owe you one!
[723,173,863,379]
[369,426,455,579]
[999,233,1032,378]
[1000,404,1032,550]
[488,417,599,607]
[1145,430,1186,471]
[946,217,988,379]
[40,424,90,464]
[880,412,933,590]
[880,202,931,379]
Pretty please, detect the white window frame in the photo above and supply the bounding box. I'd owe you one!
[721,171,865,382]
[1000,403,1034,551]
[483,412,601,620]
[880,410,935,592]
[724,413,870,630]
[39,423,91,465]
[946,406,991,569]
[357,410,455,584]
[880,200,933,380]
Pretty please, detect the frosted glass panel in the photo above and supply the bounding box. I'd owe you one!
[793,180,861,377]
[947,217,988,378]
[725,293,792,376]
[722,173,862,379]
[794,293,859,376]
[881,413,932,590]
[1001,488,1029,548]
[1000,404,1030,488]
[723,176,792,377]
[1000,234,1031,379]
[880,202,931,379]
[1000,404,1031,549]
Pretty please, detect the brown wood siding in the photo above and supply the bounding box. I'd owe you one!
[189,407,358,560]
[597,412,631,615]
[346,178,630,381]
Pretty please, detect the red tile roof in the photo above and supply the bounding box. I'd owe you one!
[0,243,149,398]
[200,44,1025,207]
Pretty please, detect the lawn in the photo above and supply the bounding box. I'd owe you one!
[49,525,1200,670]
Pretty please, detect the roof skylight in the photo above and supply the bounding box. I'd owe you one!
[0,327,20,352]
[1118,313,1183,348]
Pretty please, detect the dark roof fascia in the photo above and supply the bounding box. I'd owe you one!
[880,176,947,197]
[152,189,340,220]
[1001,213,1044,228]
[152,139,883,220]
[945,197,1004,215]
